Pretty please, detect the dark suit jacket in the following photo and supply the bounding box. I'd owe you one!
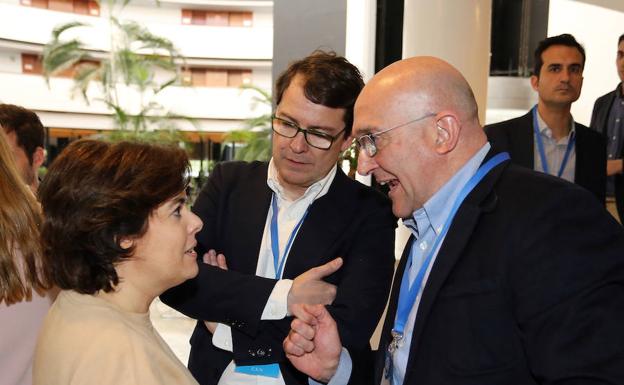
[372,155,624,385]
[161,161,396,385]
[485,111,606,203]
[591,84,624,220]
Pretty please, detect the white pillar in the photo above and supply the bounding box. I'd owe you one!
[345,0,375,187]
[345,0,377,82]
[402,0,492,125]
[399,0,492,256]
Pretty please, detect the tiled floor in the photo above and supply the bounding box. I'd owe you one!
[150,298,194,364]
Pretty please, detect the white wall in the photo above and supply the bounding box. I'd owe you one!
[0,48,21,73]
[0,1,273,131]
[0,2,273,60]
[548,0,624,126]
[251,9,273,27]
[0,72,271,122]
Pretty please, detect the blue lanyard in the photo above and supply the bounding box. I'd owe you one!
[270,194,308,279]
[532,105,576,177]
[392,152,510,335]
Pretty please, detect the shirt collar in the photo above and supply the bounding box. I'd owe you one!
[535,108,576,140]
[267,158,337,203]
[403,142,491,238]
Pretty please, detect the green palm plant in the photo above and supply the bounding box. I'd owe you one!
[225,84,273,161]
[41,0,188,138]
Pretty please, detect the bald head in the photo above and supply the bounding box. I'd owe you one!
[354,57,488,214]
[361,56,478,124]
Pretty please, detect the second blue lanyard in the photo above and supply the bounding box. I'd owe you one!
[392,152,511,337]
[532,105,575,178]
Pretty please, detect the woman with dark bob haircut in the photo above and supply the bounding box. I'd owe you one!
[33,140,202,385]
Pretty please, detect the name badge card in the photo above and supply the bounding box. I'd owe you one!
[235,363,280,378]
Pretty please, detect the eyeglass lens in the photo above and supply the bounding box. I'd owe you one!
[272,118,333,149]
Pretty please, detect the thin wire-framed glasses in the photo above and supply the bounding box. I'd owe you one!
[271,115,345,150]
[355,113,437,157]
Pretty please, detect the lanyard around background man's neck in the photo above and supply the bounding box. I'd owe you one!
[532,105,576,178]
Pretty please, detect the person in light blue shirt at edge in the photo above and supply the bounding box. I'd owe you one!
[283,56,624,385]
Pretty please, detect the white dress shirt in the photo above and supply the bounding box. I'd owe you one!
[214,158,337,385]
[533,111,576,183]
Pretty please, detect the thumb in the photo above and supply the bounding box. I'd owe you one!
[305,257,343,280]
[302,303,328,320]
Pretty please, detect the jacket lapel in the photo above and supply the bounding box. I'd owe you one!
[598,88,618,135]
[375,236,413,380]
[511,111,535,169]
[574,125,585,184]
[229,163,272,274]
[282,168,357,278]
[401,157,508,382]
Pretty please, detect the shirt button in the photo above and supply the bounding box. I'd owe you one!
[419,241,427,250]
[617,118,621,123]
[609,154,614,159]
[613,136,617,140]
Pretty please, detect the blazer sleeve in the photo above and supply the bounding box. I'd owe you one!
[593,131,607,204]
[510,184,624,383]
[160,162,277,337]
[589,97,602,132]
[230,191,397,373]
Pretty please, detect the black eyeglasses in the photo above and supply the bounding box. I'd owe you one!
[355,113,436,157]
[271,115,345,150]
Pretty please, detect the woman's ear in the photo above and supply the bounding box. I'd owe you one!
[119,237,134,250]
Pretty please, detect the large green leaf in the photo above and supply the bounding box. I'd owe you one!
[42,40,87,78]
[72,62,102,102]
[41,0,191,147]
[51,21,88,40]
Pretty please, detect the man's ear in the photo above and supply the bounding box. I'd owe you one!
[32,146,45,169]
[434,114,460,154]
[339,135,353,152]
[530,75,539,91]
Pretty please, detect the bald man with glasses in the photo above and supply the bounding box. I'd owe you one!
[162,51,396,385]
[283,56,624,385]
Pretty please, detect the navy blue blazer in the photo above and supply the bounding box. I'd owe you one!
[591,85,624,220]
[485,111,606,203]
[373,153,624,384]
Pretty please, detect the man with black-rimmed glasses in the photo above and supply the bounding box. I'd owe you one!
[162,50,396,385]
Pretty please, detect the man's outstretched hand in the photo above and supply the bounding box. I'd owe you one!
[287,258,343,313]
